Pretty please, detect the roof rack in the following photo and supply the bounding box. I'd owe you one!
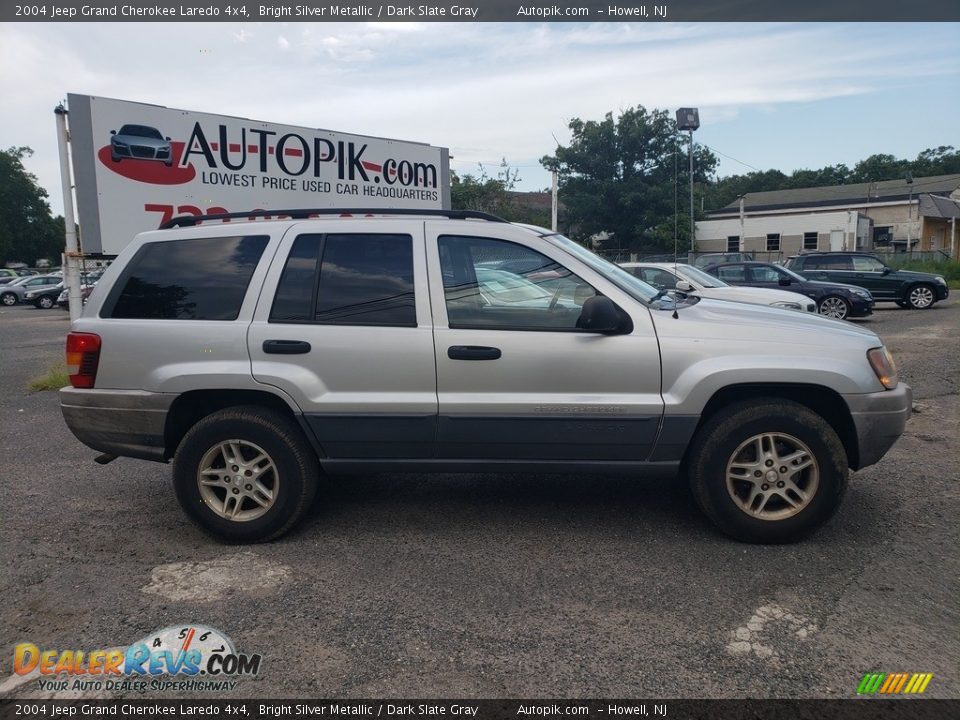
[159,208,509,229]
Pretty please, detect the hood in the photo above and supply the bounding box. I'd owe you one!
[799,278,869,294]
[889,268,943,282]
[699,286,811,306]
[652,296,878,345]
[115,135,169,148]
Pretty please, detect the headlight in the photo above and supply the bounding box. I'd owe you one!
[935,276,946,285]
[850,288,872,298]
[771,301,802,311]
[25,291,36,299]
[867,347,899,390]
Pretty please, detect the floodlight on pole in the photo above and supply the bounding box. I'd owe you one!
[676,108,700,261]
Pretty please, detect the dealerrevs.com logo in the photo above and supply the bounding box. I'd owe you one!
[13,625,261,693]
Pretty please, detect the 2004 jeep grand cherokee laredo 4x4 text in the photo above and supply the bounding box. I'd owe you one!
[60,209,911,544]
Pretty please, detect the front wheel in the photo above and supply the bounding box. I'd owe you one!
[1,292,16,306]
[173,406,319,542]
[686,399,848,543]
[906,284,936,309]
[817,295,850,320]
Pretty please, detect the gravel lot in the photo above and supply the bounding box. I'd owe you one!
[0,301,957,700]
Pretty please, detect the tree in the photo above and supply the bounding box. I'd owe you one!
[450,160,551,227]
[541,106,718,253]
[0,147,62,265]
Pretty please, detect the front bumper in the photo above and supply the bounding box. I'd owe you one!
[60,387,175,462]
[935,284,949,301]
[843,382,912,469]
[848,296,874,317]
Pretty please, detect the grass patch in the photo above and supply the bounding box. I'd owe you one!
[29,363,69,392]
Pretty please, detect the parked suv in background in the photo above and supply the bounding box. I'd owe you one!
[60,209,910,544]
[702,261,875,321]
[785,252,949,309]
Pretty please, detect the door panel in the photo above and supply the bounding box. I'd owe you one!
[426,224,663,461]
[249,220,437,459]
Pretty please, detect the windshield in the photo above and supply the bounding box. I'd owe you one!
[545,233,660,302]
[675,264,729,288]
[119,125,163,139]
[779,265,809,282]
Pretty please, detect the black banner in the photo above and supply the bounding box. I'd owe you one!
[4,0,960,23]
[0,700,957,720]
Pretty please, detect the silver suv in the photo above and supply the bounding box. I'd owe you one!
[60,210,911,543]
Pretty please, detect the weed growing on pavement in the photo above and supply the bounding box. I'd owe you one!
[29,363,69,392]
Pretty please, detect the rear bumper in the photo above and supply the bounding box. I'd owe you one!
[843,383,912,470]
[60,387,175,462]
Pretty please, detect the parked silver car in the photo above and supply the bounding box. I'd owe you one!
[620,262,816,312]
[2,274,64,306]
[60,210,910,544]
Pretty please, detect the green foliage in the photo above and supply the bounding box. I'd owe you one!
[706,146,960,211]
[541,106,718,252]
[884,258,960,288]
[450,160,551,227]
[0,147,64,266]
[28,363,69,392]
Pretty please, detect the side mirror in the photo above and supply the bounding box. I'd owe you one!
[778,276,791,286]
[110,130,116,135]
[165,137,171,141]
[577,296,626,335]
[881,267,891,275]
[675,280,694,292]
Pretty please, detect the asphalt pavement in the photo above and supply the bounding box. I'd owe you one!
[0,300,957,700]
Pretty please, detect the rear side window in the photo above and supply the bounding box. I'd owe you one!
[105,235,269,320]
[270,233,416,327]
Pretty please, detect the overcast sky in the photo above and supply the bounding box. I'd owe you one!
[2,21,959,215]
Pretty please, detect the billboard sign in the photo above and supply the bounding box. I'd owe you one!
[67,94,451,255]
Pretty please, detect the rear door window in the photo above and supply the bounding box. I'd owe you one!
[270,233,416,327]
[105,235,269,320]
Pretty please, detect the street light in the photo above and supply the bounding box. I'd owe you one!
[676,108,700,262]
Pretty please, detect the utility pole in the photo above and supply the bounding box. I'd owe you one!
[905,172,915,254]
[551,170,558,232]
[739,195,746,252]
[55,103,82,322]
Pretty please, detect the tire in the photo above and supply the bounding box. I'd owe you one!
[686,399,848,543]
[817,295,849,320]
[906,284,936,310]
[1,292,16,306]
[173,406,319,543]
[37,295,55,309]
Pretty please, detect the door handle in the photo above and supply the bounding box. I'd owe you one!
[263,339,311,355]
[448,345,501,361]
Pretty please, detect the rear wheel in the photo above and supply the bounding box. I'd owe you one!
[37,295,55,309]
[173,406,319,542]
[817,295,849,320]
[687,399,848,543]
[906,284,935,309]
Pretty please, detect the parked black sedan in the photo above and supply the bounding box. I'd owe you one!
[701,261,874,320]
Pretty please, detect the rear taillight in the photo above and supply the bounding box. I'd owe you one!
[66,332,101,389]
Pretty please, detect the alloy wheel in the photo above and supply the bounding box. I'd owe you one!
[196,439,279,522]
[725,432,820,521]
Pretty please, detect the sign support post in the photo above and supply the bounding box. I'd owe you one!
[55,103,83,322]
